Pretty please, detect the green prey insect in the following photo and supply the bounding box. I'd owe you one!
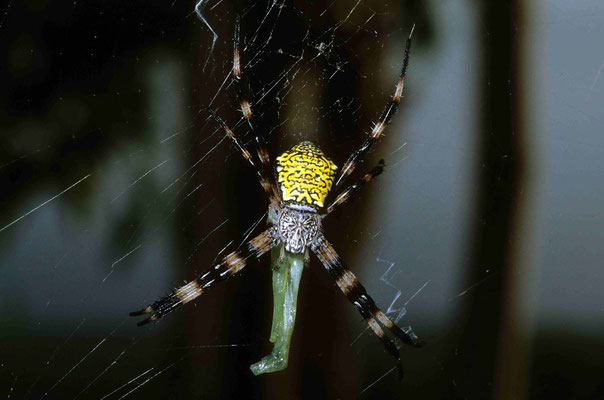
[130,22,423,377]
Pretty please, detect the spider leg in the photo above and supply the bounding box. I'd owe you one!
[233,16,281,209]
[130,227,279,326]
[334,26,414,188]
[325,159,384,215]
[312,234,423,378]
[207,108,279,210]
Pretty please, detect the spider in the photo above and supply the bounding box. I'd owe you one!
[131,21,423,377]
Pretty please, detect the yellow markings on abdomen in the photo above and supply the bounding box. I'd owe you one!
[276,142,338,208]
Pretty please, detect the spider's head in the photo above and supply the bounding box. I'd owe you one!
[275,141,338,209]
[277,207,320,253]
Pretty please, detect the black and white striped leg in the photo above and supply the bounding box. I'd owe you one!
[312,235,423,378]
[232,16,280,209]
[130,227,279,326]
[207,107,279,209]
[334,26,414,188]
[325,159,385,215]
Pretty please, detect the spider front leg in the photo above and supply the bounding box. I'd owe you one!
[334,26,414,188]
[312,234,423,378]
[130,227,279,326]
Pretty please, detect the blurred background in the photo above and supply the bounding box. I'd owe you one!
[1,0,603,398]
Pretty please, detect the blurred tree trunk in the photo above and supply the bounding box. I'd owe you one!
[455,0,527,398]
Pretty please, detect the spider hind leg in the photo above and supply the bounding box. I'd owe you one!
[334,26,414,188]
[325,159,385,215]
[232,15,280,208]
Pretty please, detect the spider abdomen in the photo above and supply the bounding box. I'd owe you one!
[276,142,338,208]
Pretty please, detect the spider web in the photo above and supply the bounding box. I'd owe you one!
[0,0,485,398]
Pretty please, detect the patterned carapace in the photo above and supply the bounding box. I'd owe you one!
[275,142,338,208]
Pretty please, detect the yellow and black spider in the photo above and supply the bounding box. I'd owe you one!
[131,21,423,377]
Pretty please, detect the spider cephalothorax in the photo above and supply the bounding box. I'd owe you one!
[277,207,320,254]
[131,22,422,378]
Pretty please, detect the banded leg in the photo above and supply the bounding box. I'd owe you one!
[130,227,279,326]
[207,108,278,209]
[334,26,414,188]
[325,159,384,216]
[312,235,423,378]
[232,16,280,209]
